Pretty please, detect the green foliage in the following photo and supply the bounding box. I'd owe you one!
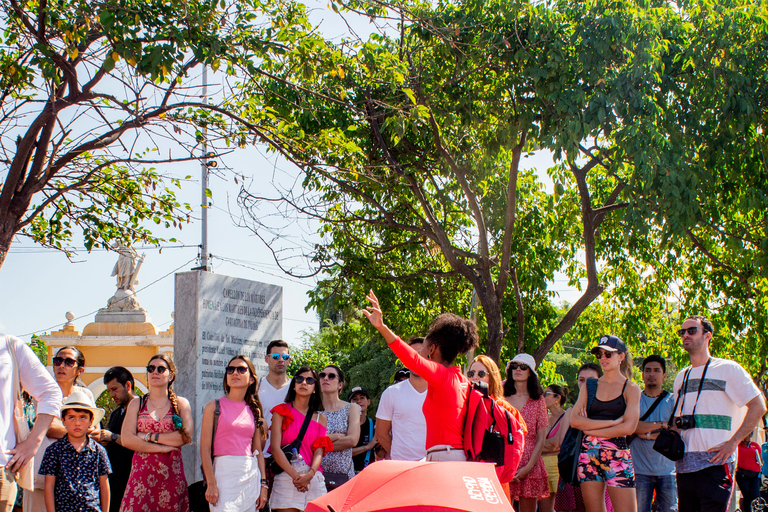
[0,0,313,266]
[29,335,47,366]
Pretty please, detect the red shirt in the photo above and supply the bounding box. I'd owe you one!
[389,337,468,450]
[738,441,762,472]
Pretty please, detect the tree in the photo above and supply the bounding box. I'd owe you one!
[0,0,311,267]
[233,0,696,364]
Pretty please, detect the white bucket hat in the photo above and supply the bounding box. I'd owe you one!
[61,388,105,427]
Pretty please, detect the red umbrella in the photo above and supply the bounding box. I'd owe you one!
[306,460,514,512]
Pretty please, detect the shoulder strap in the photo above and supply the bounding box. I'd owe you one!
[586,378,598,413]
[294,407,314,445]
[639,390,669,422]
[689,358,711,417]
[210,399,221,458]
[139,394,148,413]
[666,368,691,426]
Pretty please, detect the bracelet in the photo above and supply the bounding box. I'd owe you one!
[260,479,268,485]
[154,433,160,443]
[144,433,151,442]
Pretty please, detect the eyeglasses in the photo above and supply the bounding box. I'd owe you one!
[508,362,529,371]
[52,357,77,368]
[678,326,707,337]
[594,351,613,359]
[146,365,169,374]
[319,372,338,381]
[294,376,316,385]
[269,354,290,361]
[226,366,249,375]
[466,370,487,378]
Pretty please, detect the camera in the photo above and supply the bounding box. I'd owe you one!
[675,415,696,430]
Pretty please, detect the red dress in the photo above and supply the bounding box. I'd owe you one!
[119,402,190,512]
[508,397,550,500]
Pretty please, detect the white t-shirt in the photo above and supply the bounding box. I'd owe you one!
[257,376,290,456]
[375,379,427,461]
[673,357,761,473]
[0,334,62,467]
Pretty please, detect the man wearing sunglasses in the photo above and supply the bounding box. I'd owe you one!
[673,316,766,512]
[257,339,291,508]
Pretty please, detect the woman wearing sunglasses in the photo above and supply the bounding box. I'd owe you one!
[269,367,333,512]
[364,290,478,461]
[503,354,549,512]
[318,365,360,490]
[200,356,268,512]
[467,355,527,433]
[25,346,95,512]
[120,354,193,512]
[570,336,640,512]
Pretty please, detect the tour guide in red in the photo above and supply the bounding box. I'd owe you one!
[364,290,479,461]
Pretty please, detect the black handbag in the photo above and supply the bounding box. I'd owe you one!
[557,378,598,486]
[268,408,314,475]
[324,472,350,491]
[653,359,710,462]
[189,399,221,512]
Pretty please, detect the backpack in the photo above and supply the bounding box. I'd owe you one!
[463,381,525,483]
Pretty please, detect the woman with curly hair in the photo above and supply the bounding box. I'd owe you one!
[364,290,479,461]
[120,354,193,512]
[201,355,268,512]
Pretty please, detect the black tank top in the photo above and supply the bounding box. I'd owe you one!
[588,379,628,420]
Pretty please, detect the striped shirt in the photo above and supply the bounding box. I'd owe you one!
[673,357,760,473]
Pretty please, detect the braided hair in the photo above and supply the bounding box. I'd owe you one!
[148,353,191,444]
[222,355,266,440]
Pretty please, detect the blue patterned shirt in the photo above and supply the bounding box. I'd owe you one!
[39,436,112,512]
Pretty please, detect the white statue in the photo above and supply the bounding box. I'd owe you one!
[111,243,144,291]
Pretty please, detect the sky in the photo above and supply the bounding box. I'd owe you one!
[0,3,583,347]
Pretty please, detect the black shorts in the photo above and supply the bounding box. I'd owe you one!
[677,464,734,512]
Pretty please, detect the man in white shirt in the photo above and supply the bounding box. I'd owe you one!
[674,316,766,512]
[257,340,291,495]
[375,337,428,461]
[0,334,61,511]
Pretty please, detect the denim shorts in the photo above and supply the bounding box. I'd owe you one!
[577,435,635,488]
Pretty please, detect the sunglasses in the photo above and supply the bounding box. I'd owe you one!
[544,391,558,397]
[270,354,290,361]
[508,362,529,371]
[677,326,707,337]
[295,376,316,385]
[467,370,487,378]
[594,351,613,359]
[226,366,249,375]
[147,365,170,374]
[319,372,338,381]
[52,357,77,368]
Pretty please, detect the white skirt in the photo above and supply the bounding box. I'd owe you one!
[212,455,261,512]
[269,471,326,510]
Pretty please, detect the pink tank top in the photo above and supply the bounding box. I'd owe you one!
[213,397,256,457]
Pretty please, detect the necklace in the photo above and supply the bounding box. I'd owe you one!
[642,389,662,398]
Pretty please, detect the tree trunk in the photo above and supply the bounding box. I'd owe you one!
[479,288,505,363]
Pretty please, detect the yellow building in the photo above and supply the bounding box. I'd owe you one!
[39,263,174,400]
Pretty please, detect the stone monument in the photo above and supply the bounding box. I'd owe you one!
[174,270,283,481]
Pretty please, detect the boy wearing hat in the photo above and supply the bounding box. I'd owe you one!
[39,389,112,512]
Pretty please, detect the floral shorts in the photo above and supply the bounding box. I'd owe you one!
[577,435,635,488]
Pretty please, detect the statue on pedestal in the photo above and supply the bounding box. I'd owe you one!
[112,243,144,291]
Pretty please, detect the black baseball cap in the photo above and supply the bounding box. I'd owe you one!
[590,335,628,354]
[347,386,370,400]
[394,369,410,381]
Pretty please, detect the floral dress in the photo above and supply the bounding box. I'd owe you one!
[508,396,550,500]
[119,401,189,512]
[319,403,355,478]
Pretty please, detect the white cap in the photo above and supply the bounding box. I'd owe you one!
[509,353,537,372]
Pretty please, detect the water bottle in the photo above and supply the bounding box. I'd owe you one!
[290,448,310,475]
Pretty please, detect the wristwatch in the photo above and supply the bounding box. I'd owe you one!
[111,432,118,442]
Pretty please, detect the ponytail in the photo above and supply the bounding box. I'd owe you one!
[620,351,633,381]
